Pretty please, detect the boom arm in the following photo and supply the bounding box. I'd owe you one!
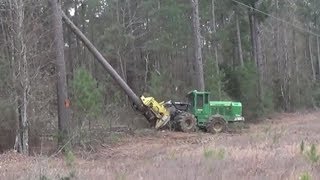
[61,11,170,128]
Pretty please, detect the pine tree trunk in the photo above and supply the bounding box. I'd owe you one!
[50,0,71,147]
[80,2,87,69]
[249,9,257,63]
[292,30,299,87]
[144,54,149,92]
[116,1,127,87]
[255,22,263,100]
[65,9,74,83]
[126,0,139,94]
[211,0,221,100]
[90,17,98,81]
[190,0,205,91]
[249,5,263,103]
[292,29,300,110]
[212,0,220,98]
[275,0,280,75]
[236,13,244,67]
[74,0,80,67]
[283,27,290,111]
[308,33,316,82]
[317,36,320,80]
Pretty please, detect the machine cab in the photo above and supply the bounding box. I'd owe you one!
[186,90,210,125]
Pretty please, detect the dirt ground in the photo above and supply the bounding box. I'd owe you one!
[0,111,320,180]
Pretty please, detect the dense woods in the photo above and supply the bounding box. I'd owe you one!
[1,0,320,153]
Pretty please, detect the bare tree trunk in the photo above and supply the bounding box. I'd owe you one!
[317,36,320,80]
[236,12,244,67]
[283,27,290,111]
[6,0,30,155]
[65,9,74,84]
[275,0,280,76]
[308,33,316,82]
[144,53,149,92]
[90,17,98,81]
[115,2,128,105]
[292,29,300,110]
[73,0,80,67]
[256,23,263,100]
[7,0,20,153]
[20,12,29,153]
[249,5,263,102]
[249,9,257,63]
[292,30,299,87]
[116,0,120,23]
[117,46,128,106]
[80,2,87,69]
[50,0,71,147]
[126,0,139,94]
[190,0,205,91]
[211,0,221,98]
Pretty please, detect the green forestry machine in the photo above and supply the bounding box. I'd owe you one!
[61,12,244,134]
[163,90,244,133]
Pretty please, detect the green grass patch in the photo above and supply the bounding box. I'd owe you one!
[300,142,319,165]
[299,171,312,180]
[203,147,225,160]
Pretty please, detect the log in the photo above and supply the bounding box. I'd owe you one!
[61,11,144,112]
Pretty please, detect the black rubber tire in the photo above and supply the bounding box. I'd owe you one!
[174,112,197,132]
[206,115,226,134]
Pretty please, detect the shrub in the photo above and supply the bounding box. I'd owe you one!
[225,61,274,119]
[72,67,103,121]
[71,67,103,145]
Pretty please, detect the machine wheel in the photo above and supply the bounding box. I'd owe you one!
[174,112,197,132]
[206,115,226,134]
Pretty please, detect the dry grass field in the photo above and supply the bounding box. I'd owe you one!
[0,111,319,180]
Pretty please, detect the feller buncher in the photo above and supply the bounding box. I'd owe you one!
[61,12,244,134]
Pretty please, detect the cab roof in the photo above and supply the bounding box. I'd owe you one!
[186,90,210,96]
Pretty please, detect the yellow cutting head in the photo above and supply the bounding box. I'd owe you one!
[140,96,171,129]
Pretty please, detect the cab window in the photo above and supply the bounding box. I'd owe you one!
[187,94,194,108]
[204,94,209,104]
[196,94,204,109]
